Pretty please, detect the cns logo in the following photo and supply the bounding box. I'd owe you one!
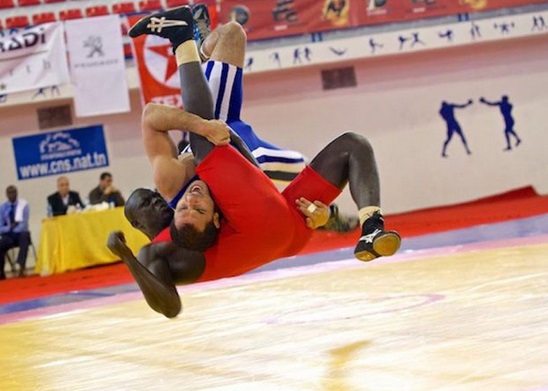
[39,132,82,159]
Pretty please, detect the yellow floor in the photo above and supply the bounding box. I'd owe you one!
[1,243,547,391]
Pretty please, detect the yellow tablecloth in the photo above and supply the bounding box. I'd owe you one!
[35,207,150,276]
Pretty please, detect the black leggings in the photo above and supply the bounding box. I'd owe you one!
[309,132,380,209]
[178,63,258,167]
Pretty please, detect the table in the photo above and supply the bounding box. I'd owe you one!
[35,207,150,276]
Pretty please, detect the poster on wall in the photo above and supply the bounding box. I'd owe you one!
[217,0,548,41]
[65,15,130,117]
[12,125,110,181]
[0,22,70,95]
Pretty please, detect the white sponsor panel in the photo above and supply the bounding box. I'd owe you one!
[65,15,130,117]
[0,23,70,94]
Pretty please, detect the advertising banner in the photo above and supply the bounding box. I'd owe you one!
[0,22,70,95]
[12,125,110,180]
[65,15,130,117]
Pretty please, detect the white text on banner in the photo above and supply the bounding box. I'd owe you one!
[0,23,70,95]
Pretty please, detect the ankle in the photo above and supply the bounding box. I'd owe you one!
[358,206,381,226]
[361,212,384,233]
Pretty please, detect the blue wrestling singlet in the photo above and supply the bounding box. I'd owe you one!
[203,61,306,185]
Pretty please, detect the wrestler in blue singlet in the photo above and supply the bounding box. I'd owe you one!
[182,61,306,184]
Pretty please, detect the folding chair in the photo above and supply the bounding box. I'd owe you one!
[32,11,57,25]
[138,0,162,12]
[112,2,136,15]
[5,15,30,28]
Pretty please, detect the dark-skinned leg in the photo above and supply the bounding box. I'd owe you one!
[309,132,401,261]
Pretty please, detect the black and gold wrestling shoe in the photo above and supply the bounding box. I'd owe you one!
[354,211,401,262]
[128,5,194,52]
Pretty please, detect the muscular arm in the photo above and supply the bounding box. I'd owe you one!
[142,103,231,199]
[142,103,231,159]
[107,231,206,318]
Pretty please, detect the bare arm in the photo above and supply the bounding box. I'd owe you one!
[142,103,232,199]
[107,231,205,318]
[107,231,182,318]
[142,103,231,163]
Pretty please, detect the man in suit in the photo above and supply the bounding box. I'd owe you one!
[47,176,85,217]
[0,185,31,279]
[88,172,125,207]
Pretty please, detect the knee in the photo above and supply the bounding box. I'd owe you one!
[221,21,247,46]
[0,237,13,251]
[340,132,374,152]
[224,21,246,39]
[19,231,31,244]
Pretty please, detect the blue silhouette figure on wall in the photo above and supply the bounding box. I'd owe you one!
[244,57,254,71]
[440,99,473,158]
[479,95,521,151]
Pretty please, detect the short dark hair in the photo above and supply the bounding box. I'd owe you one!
[170,220,219,252]
[100,172,112,180]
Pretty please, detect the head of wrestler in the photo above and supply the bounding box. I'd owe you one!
[124,188,174,240]
[170,179,221,252]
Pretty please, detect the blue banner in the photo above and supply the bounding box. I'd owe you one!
[12,125,110,180]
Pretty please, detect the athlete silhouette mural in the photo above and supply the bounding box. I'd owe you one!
[479,95,521,151]
[439,99,473,158]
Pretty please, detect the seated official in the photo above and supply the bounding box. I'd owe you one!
[89,172,125,207]
[47,176,85,216]
[0,185,31,279]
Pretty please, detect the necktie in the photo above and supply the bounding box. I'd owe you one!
[9,203,15,224]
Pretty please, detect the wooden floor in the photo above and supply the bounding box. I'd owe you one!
[1,239,547,391]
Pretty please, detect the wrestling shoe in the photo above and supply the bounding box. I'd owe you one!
[354,211,401,262]
[192,3,211,61]
[319,204,360,233]
[128,5,194,52]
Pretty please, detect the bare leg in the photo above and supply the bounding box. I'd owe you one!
[203,21,246,67]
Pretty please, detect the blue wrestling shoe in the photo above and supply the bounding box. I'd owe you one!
[192,3,211,61]
[128,5,194,53]
[354,211,401,262]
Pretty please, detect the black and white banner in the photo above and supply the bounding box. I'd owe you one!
[65,15,130,117]
[0,23,70,95]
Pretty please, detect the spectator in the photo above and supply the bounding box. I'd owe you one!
[88,172,125,207]
[0,185,31,279]
[47,176,85,216]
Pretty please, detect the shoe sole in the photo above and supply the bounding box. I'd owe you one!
[355,232,401,262]
[128,5,191,38]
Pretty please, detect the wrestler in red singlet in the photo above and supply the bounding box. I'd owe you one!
[153,145,341,282]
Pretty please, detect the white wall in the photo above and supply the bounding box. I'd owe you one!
[241,34,548,213]
[0,34,547,267]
